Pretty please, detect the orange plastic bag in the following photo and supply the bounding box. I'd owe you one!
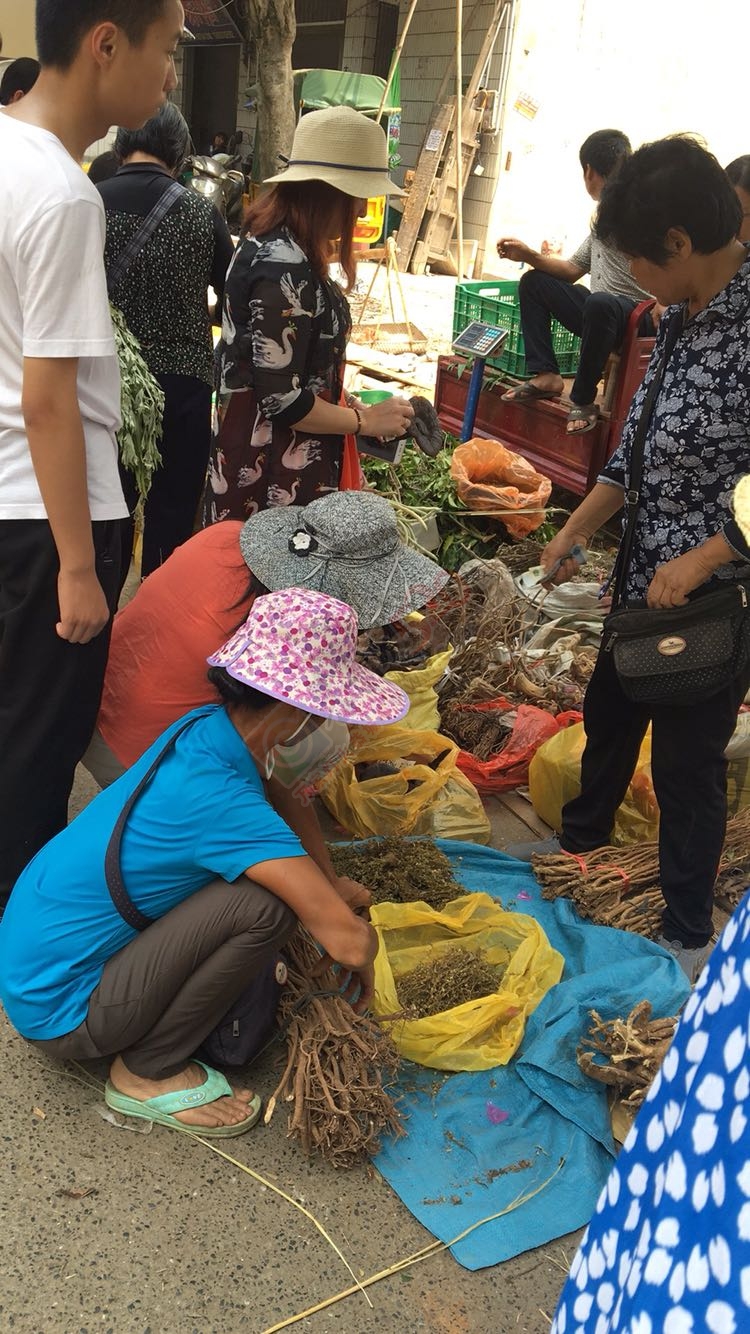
[450,437,552,539]
[455,701,582,794]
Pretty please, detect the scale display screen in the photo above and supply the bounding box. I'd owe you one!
[452,320,509,358]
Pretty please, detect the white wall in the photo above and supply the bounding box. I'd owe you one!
[487,0,748,272]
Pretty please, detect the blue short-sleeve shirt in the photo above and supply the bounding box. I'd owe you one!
[0,706,305,1041]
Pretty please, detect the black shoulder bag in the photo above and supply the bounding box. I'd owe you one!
[104,719,288,1068]
[602,312,750,706]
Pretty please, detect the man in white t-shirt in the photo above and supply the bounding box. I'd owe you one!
[0,0,184,911]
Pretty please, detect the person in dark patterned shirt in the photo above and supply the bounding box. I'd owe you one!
[202,106,413,524]
[509,137,750,985]
[99,102,234,581]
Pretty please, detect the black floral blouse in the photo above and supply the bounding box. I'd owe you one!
[202,225,352,523]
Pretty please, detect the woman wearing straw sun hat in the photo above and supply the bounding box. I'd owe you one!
[202,105,415,524]
[0,589,408,1138]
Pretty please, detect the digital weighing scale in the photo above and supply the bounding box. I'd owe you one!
[451,320,509,441]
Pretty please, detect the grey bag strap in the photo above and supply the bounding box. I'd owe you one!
[106,180,185,298]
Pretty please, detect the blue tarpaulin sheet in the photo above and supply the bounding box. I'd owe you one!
[374,841,689,1270]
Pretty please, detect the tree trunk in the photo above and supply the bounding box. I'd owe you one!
[236,0,296,182]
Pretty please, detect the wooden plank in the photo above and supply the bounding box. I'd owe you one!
[395,99,456,274]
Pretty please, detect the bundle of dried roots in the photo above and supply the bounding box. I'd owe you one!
[577,1001,678,1110]
[533,806,750,938]
[264,929,404,1168]
[532,842,664,937]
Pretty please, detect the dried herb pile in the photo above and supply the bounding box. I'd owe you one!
[397,946,506,1018]
[264,929,404,1168]
[577,1002,678,1110]
[330,837,466,910]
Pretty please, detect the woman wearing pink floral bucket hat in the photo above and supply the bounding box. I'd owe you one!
[0,590,407,1141]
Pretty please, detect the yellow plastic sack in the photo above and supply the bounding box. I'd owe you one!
[529,722,657,845]
[371,892,564,1070]
[530,721,750,846]
[383,647,453,732]
[319,727,490,843]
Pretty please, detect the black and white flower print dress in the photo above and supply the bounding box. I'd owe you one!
[202,225,352,523]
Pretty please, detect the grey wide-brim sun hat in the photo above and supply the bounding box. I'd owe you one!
[264,105,405,198]
[239,491,449,630]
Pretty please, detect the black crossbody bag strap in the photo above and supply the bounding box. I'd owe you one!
[610,311,685,610]
[106,180,185,298]
[104,719,196,932]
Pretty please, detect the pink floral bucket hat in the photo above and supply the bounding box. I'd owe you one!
[207,588,410,727]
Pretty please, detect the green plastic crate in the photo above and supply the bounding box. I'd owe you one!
[452,279,581,379]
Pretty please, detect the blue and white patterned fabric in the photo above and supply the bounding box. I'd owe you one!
[599,249,750,602]
[552,889,750,1333]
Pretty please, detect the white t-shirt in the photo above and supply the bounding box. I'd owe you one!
[0,113,126,520]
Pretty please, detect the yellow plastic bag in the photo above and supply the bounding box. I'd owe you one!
[371,892,564,1070]
[530,721,750,846]
[529,722,657,845]
[383,648,453,732]
[319,727,490,843]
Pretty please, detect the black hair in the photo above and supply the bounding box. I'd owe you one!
[213,131,229,147]
[207,665,270,712]
[36,0,168,70]
[727,155,750,194]
[596,135,743,263]
[230,571,271,619]
[115,101,190,171]
[0,57,41,104]
[579,129,631,178]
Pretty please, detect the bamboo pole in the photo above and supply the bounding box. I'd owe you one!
[376,0,420,122]
[456,0,464,279]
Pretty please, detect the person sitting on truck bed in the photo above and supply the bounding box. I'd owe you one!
[497,129,657,436]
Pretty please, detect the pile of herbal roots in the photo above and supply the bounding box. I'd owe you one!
[577,1001,678,1110]
[434,562,601,757]
[264,928,404,1169]
[533,805,750,939]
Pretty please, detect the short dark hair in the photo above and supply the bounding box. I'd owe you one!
[36,0,168,70]
[0,57,41,104]
[727,155,750,194]
[115,101,190,171]
[207,666,270,712]
[596,135,743,263]
[579,129,632,178]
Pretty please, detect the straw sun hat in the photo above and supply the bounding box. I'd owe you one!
[239,491,449,630]
[207,588,409,727]
[264,105,405,198]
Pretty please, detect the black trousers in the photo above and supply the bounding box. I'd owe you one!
[0,519,121,909]
[518,269,641,406]
[33,878,296,1080]
[120,374,212,588]
[561,649,750,948]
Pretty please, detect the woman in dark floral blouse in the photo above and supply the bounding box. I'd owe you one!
[510,137,750,987]
[202,106,414,524]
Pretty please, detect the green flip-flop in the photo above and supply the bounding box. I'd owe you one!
[104,1060,263,1138]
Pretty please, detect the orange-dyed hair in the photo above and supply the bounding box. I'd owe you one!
[242,181,360,291]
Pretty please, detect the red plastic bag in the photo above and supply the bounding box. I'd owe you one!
[455,701,582,794]
[450,438,552,539]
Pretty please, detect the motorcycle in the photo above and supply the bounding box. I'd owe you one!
[187,154,247,229]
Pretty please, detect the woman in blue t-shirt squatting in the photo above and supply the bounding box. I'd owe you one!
[0,588,410,1137]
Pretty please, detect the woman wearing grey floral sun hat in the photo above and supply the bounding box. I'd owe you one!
[84,490,448,787]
